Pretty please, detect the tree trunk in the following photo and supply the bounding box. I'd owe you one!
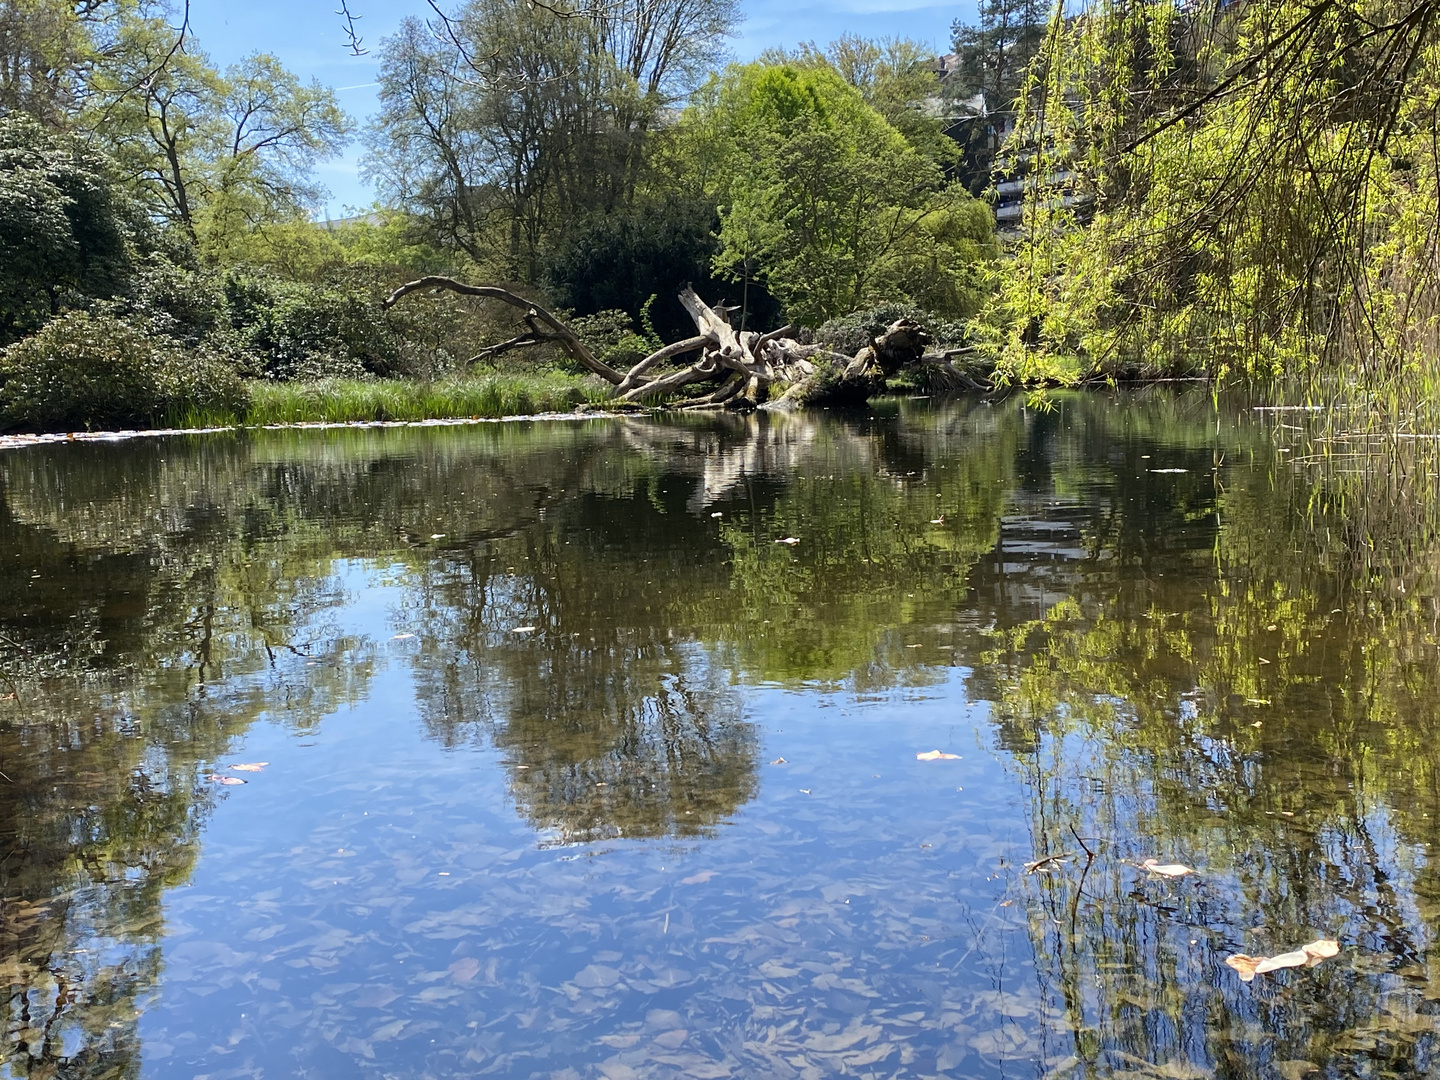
[383,277,964,409]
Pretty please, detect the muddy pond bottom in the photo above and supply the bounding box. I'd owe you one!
[1,393,1437,1080]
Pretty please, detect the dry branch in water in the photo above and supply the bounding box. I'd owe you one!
[382,276,977,408]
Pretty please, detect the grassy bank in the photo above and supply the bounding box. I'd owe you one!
[174,373,612,428]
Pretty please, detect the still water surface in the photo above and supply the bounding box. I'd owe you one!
[2,394,1438,1079]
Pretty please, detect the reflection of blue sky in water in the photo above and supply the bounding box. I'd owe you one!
[4,398,1440,1077]
[142,628,1016,1075]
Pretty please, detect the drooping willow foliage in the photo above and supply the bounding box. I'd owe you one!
[985,0,1440,396]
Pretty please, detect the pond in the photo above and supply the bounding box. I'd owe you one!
[2,393,1438,1080]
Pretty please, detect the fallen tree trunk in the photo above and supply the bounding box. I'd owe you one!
[383,277,981,408]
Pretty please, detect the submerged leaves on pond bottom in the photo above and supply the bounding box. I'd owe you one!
[4,396,1440,1078]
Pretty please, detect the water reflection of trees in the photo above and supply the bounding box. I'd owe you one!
[0,407,1022,1068]
[395,404,1019,838]
[971,400,1440,1078]
[8,395,1393,1077]
[0,445,376,1078]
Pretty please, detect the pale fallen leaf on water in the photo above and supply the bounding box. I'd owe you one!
[917,750,960,760]
[1141,859,1196,877]
[510,626,538,634]
[1256,949,1317,974]
[775,537,801,545]
[1227,939,1340,982]
[1259,656,1272,664]
[1025,853,1072,873]
[228,763,269,772]
[207,774,246,786]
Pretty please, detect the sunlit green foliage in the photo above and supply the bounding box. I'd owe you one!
[92,18,352,248]
[0,310,248,431]
[679,62,995,324]
[982,0,1440,394]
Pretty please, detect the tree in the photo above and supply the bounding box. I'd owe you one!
[365,0,738,282]
[950,0,1049,110]
[680,63,993,324]
[93,18,352,248]
[978,0,1440,385]
[776,35,958,168]
[0,115,136,342]
[0,0,138,122]
[948,0,1049,189]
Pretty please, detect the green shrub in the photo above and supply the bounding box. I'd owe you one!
[815,302,969,356]
[0,115,140,344]
[222,269,406,381]
[155,346,251,423]
[0,311,249,432]
[121,254,229,346]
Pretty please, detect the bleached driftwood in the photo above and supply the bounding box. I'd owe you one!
[382,277,973,408]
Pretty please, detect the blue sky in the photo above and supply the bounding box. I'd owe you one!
[187,0,970,216]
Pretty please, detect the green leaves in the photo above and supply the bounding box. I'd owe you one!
[688,62,995,325]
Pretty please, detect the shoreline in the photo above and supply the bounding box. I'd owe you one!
[0,411,609,453]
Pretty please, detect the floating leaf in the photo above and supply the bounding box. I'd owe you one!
[1225,954,1264,982]
[1025,853,1072,874]
[1141,859,1195,877]
[917,750,960,760]
[229,762,268,772]
[510,626,538,634]
[775,537,800,545]
[1227,939,1340,982]
[207,774,246,786]
[1254,948,1313,974]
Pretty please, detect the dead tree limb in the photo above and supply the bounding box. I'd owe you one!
[385,277,945,409]
[383,276,625,384]
[616,336,708,394]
